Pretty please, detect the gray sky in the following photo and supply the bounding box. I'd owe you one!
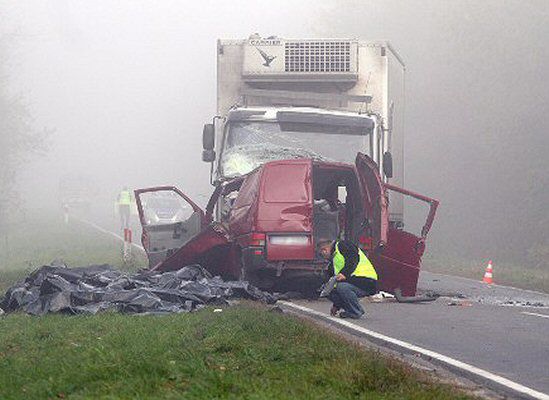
[2,0,325,204]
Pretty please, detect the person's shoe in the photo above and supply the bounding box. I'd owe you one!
[330,305,339,316]
[339,311,363,319]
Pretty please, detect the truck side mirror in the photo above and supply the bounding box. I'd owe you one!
[202,149,216,163]
[203,124,215,150]
[383,151,393,178]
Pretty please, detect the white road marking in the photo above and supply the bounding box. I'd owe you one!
[522,312,549,319]
[73,217,145,252]
[280,301,549,400]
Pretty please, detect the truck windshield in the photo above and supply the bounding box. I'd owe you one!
[221,121,372,178]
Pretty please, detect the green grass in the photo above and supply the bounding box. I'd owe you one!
[0,213,146,291]
[0,304,475,400]
[423,253,549,293]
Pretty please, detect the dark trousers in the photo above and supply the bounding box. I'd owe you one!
[328,281,375,318]
[119,205,130,229]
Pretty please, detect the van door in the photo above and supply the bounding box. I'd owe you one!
[355,152,388,249]
[378,184,439,296]
[135,186,207,268]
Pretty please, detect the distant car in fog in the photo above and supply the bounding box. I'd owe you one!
[58,174,98,213]
[142,195,191,225]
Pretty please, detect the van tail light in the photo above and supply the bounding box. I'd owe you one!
[250,232,266,246]
[358,235,373,250]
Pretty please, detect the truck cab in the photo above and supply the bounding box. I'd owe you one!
[209,106,385,221]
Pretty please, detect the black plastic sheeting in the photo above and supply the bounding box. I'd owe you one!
[0,264,277,315]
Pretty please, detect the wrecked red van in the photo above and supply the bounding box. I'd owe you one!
[135,153,438,296]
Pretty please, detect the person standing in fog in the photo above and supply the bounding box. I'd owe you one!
[117,186,132,229]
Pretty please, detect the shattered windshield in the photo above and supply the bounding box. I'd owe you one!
[220,121,372,178]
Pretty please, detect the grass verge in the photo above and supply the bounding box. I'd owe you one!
[423,253,549,293]
[0,303,475,400]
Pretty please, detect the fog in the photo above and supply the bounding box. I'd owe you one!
[322,0,549,264]
[2,0,324,203]
[1,1,548,268]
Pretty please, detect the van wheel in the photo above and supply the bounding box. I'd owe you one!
[238,250,274,290]
[239,258,262,288]
[237,248,250,281]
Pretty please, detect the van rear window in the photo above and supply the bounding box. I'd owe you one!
[263,164,310,203]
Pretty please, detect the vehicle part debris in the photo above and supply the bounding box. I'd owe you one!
[0,264,276,316]
[447,300,473,307]
[502,300,546,308]
[394,288,439,303]
[370,291,396,302]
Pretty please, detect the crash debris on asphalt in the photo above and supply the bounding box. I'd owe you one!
[0,263,277,316]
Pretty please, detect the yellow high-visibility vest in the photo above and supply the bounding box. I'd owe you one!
[118,190,132,205]
[333,241,378,280]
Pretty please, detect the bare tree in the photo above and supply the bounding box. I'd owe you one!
[0,36,49,230]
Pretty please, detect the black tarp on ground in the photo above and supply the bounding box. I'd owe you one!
[0,264,277,315]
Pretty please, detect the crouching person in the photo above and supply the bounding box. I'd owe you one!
[318,239,378,319]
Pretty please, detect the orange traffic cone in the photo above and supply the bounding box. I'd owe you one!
[482,260,494,284]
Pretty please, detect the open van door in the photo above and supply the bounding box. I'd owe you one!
[377,184,439,296]
[355,152,388,249]
[135,186,208,268]
[355,153,439,296]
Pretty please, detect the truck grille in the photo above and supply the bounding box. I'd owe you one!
[284,41,351,73]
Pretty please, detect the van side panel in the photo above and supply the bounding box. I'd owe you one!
[229,170,261,237]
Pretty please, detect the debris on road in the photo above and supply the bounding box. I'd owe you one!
[418,271,549,308]
[370,291,396,302]
[0,264,277,316]
[394,288,439,303]
[447,300,473,307]
[501,300,546,308]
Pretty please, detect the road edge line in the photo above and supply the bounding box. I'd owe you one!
[280,301,549,400]
[72,217,145,252]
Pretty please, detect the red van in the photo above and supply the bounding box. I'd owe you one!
[135,153,438,296]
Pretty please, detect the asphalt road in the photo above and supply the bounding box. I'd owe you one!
[284,271,549,399]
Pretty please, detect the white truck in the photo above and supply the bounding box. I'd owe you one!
[202,34,406,226]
